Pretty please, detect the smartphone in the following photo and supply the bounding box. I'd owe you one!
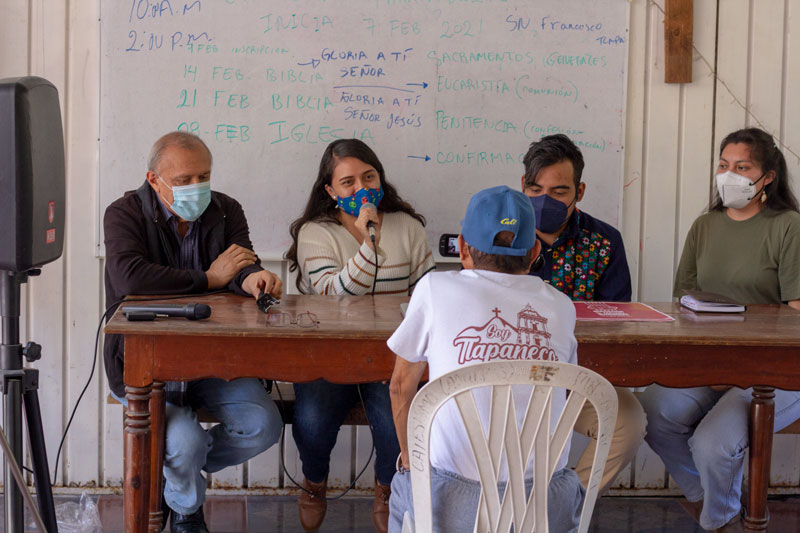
[438,234,460,257]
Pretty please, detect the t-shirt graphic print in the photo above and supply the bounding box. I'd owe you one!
[453,305,559,365]
[388,270,578,480]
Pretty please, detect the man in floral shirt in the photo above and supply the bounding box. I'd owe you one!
[521,133,631,301]
[520,133,644,494]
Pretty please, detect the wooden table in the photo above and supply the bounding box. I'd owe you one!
[105,294,800,533]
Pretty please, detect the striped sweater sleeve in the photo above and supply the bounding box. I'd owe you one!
[408,220,435,292]
[297,222,386,295]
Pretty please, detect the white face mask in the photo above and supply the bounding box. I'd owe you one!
[715,170,766,209]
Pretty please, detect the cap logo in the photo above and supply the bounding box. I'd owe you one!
[500,218,517,225]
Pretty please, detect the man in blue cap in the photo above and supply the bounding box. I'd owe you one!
[386,185,584,532]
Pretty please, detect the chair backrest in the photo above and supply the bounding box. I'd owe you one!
[403,360,617,533]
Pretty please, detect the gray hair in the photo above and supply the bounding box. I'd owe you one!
[466,231,535,273]
[147,131,213,173]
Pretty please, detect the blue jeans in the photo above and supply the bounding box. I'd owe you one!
[388,467,584,533]
[115,378,281,515]
[292,380,400,485]
[640,385,800,530]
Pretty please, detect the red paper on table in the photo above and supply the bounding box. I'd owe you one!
[574,302,674,322]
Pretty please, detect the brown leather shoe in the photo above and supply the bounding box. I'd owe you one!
[714,514,744,533]
[298,478,327,531]
[373,480,391,533]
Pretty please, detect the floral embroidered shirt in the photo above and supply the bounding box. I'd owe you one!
[530,210,632,302]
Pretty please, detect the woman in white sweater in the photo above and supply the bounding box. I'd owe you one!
[285,139,434,532]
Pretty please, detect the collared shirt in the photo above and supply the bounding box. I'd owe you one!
[156,195,202,271]
[530,209,632,302]
[155,196,204,405]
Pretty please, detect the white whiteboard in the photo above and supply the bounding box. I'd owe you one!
[100,0,630,260]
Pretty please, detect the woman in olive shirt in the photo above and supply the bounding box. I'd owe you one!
[640,128,800,531]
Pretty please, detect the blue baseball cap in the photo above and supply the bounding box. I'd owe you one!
[460,185,537,256]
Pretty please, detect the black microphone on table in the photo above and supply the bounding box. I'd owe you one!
[362,202,377,242]
[122,303,211,321]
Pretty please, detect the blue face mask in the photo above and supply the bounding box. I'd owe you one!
[528,194,573,234]
[159,176,211,222]
[337,187,384,218]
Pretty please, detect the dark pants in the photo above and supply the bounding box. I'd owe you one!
[292,380,400,485]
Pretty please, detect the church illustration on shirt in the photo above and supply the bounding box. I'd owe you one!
[452,304,558,365]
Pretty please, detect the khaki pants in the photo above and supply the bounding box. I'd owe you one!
[573,387,647,494]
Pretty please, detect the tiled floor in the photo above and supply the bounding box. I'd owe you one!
[14,493,800,532]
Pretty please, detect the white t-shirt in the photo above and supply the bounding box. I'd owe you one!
[388,269,578,481]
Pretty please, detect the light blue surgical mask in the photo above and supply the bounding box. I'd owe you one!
[158,175,211,221]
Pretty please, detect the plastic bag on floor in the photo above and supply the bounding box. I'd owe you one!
[27,491,102,533]
[56,492,102,533]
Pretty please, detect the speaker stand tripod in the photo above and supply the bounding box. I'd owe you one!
[1,269,58,533]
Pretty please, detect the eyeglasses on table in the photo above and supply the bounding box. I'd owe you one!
[264,311,319,328]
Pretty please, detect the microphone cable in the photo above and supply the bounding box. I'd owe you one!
[276,383,377,500]
[55,288,380,496]
[52,290,226,484]
[281,216,382,496]
[370,230,378,296]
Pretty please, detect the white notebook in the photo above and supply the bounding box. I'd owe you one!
[680,291,745,313]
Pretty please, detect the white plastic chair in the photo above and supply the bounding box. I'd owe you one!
[401,360,618,533]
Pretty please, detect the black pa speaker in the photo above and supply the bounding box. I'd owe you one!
[0,76,66,272]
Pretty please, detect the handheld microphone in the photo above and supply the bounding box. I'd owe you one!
[362,202,377,241]
[122,303,212,321]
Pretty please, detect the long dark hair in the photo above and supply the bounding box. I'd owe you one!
[710,128,798,213]
[285,139,426,290]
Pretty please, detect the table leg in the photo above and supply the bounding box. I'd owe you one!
[125,384,152,533]
[148,382,166,532]
[744,386,775,532]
